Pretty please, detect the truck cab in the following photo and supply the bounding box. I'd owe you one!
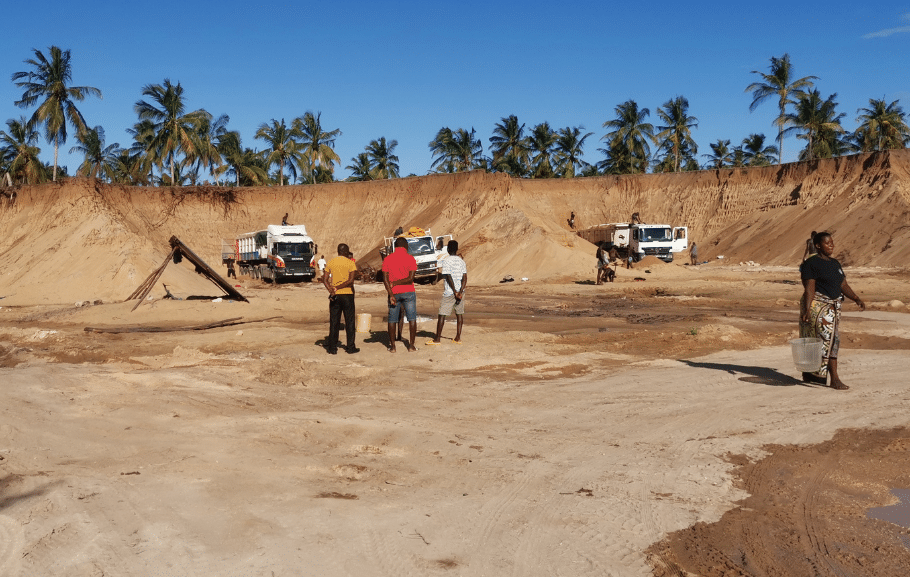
[380,228,452,282]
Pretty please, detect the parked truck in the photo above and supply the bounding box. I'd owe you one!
[222,224,317,281]
[578,221,688,263]
[378,227,453,283]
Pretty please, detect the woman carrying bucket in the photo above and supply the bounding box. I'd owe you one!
[799,231,865,390]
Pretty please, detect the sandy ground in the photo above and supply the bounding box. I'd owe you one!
[1,263,909,576]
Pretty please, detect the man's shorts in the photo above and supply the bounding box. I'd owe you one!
[438,294,465,316]
[388,291,417,323]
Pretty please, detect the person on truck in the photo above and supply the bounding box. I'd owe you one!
[282,213,289,226]
[383,236,418,353]
[322,244,360,355]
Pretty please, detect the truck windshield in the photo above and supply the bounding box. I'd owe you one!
[275,242,311,257]
[640,228,671,242]
[406,237,435,256]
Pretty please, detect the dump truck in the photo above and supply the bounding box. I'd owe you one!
[378,227,453,283]
[578,222,688,263]
[222,224,317,281]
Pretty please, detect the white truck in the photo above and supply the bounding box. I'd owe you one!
[579,222,688,263]
[378,227,453,283]
[222,224,317,281]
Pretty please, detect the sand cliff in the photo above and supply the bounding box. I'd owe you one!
[1,150,908,305]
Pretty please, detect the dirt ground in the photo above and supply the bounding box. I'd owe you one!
[1,263,909,576]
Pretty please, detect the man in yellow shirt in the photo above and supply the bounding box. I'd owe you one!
[322,243,360,354]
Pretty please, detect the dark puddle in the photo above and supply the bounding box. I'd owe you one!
[868,488,910,548]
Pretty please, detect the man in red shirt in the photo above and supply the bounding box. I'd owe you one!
[382,237,418,352]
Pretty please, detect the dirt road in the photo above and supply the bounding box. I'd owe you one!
[1,265,909,576]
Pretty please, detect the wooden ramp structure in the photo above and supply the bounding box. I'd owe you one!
[126,236,248,311]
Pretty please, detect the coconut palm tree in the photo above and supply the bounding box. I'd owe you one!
[254,118,302,185]
[741,133,779,166]
[109,149,145,185]
[553,126,593,177]
[125,119,156,184]
[489,115,530,175]
[11,46,102,181]
[745,53,817,165]
[528,122,558,178]
[191,113,229,179]
[655,96,698,172]
[602,100,654,174]
[0,116,47,184]
[134,79,208,185]
[345,152,374,181]
[783,90,845,161]
[69,126,121,180]
[430,127,482,172]
[702,139,733,169]
[366,137,399,179]
[855,98,910,152]
[293,111,342,184]
[216,131,266,186]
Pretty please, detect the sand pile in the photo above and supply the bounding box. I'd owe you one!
[1,150,908,305]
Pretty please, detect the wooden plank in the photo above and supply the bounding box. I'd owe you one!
[169,236,249,303]
[84,316,282,334]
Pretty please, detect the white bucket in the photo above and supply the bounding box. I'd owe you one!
[356,313,371,333]
[790,338,824,372]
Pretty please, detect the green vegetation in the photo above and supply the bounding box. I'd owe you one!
[3,47,909,186]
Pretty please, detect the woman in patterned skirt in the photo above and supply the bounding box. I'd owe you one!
[799,232,865,390]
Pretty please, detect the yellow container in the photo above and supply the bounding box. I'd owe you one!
[356,313,371,333]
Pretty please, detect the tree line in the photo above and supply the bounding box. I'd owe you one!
[2,47,909,186]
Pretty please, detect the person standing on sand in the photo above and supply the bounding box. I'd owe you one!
[596,243,610,284]
[800,232,865,390]
[428,241,467,345]
[383,237,418,352]
[226,258,236,279]
[317,254,326,280]
[322,244,360,355]
[569,212,576,230]
[802,230,817,262]
[690,242,698,266]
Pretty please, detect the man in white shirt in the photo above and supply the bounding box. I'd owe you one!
[317,255,326,280]
[428,241,467,345]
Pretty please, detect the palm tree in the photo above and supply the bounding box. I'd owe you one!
[134,79,208,185]
[528,122,558,178]
[69,126,121,180]
[345,152,374,181]
[366,137,399,179]
[741,133,779,166]
[702,139,733,169]
[655,96,698,172]
[254,118,302,185]
[293,112,342,184]
[855,98,910,152]
[192,113,229,179]
[489,115,530,175]
[109,149,145,185]
[430,127,482,172]
[745,53,817,165]
[217,131,266,186]
[602,100,654,174]
[0,116,47,184]
[125,119,157,184]
[553,126,593,177]
[783,90,845,161]
[11,46,102,181]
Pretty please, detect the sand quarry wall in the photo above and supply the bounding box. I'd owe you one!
[0,150,908,305]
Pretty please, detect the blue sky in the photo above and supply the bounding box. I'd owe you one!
[1,0,908,180]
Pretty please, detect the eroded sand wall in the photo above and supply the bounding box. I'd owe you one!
[0,150,908,304]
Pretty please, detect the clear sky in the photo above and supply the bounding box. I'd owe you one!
[1,0,908,180]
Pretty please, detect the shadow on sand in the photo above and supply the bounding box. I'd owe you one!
[678,360,819,387]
